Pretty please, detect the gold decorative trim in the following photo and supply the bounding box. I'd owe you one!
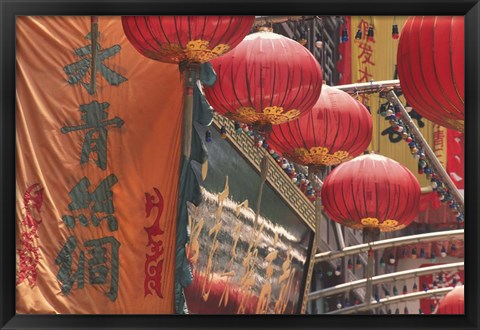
[227,106,301,125]
[351,217,406,232]
[213,113,316,231]
[153,39,231,64]
[286,147,353,166]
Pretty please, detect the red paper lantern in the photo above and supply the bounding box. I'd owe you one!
[121,16,254,64]
[321,154,421,232]
[435,285,464,314]
[204,29,323,127]
[267,85,372,166]
[397,16,464,131]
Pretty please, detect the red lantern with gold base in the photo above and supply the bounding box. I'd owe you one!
[321,154,421,233]
[204,29,323,130]
[397,16,464,132]
[268,85,372,167]
[121,16,255,64]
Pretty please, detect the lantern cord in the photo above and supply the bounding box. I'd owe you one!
[386,91,464,211]
[90,16,99,95]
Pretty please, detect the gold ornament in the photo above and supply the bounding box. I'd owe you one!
[229,106,301,126]
[286,147,352,166]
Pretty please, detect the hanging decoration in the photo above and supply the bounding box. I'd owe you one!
[380,101,464,223]
[204,29,323,132]
[268,85,372,167]
[321,154,421,233]
[121,16,254,65]
[122,15,254,314]
[397,16,464,131]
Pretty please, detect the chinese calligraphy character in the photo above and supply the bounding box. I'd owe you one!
[17,184,44,287]
[61,174,119,231]
[55,235,120,301]
[144,187,166,298]
[358,43,375,65]
[381,126,403,143]
[356,66,373,83]
[61,101,124,170]
[63,33,127,95]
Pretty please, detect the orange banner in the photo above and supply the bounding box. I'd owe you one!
[16,16,183,313]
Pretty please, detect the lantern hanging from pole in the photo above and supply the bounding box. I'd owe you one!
[397,16,464,132]
[267,85,372,167]
[203,29,323,130]
[321,154,421,232]
[121,16,255,65]
[435,285,464,314]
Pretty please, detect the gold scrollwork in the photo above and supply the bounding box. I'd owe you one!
[286,147,352,166]
[356,217,405,232]
[228,106,301,126]
[153,39,231,64]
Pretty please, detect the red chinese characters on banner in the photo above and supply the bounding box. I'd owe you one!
[144,188,165,298]
[17,184,44,287]
[354,19,375,104]
[419,263,464,314]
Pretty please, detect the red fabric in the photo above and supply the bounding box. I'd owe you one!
[321,154,421,229]
[397,16,464,131]
[267,85,372,165]
[435,285,464,314]
[447,130,464,189]
[337,16,352,85]
[204,31,323,124]
[121,16,254,64]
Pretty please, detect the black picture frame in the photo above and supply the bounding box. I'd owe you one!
[1,1,479,329]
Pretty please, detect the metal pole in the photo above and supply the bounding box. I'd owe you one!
[308,262,464,300]
[326,287,454,314]
[315,229,464,262]
[386,91,464,211]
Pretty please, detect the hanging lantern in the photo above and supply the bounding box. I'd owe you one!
[321,154,421,233]
[204,30,323,130]
[397,16,464,131]
[366,25,374,42]
[341,27,349,42]
[392,24,399,39]
[121,16,254,65]
[268,85,372,167]
[435,285,464,314]
[354,28,362,40]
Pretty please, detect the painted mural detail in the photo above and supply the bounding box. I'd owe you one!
[185,186,307,314]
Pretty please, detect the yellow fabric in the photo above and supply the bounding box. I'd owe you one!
[351,16,433,186]
[16,16,183,313]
